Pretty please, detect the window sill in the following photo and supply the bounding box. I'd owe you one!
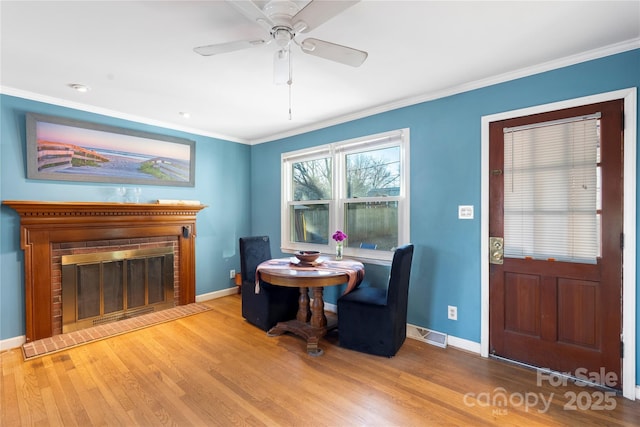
[282,248,392,266]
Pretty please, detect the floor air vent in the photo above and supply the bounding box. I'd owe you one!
[407,324,448,348]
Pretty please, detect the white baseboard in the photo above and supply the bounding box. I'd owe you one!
[324,301,337,313]
[1,335,26,352]
[195,286,238,302]
[447,335,482,354]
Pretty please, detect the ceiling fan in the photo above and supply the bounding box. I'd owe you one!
[194,0,368,85]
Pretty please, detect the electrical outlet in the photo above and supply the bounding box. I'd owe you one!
[448,305,458,320]
[229,269,236,279]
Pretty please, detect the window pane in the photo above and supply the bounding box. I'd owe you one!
[346,147,400,198]
[503,117,599,263]
[293,158,332,201]
[345,201,398,251]
[290,204,329,244]
[282,129,408,257]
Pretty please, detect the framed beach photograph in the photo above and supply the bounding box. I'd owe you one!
[26,113,195,187]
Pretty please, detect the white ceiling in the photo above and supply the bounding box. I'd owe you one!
[1,1,639,144]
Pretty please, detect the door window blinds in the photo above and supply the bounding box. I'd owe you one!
[503,114,600,264]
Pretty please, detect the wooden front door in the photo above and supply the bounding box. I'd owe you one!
[489,99,624,389]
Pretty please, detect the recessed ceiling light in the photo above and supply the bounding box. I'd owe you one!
[179,112,190,119]
[68,83,90,93]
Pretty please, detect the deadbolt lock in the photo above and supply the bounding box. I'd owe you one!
[489,237,504,265]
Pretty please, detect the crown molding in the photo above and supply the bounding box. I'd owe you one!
[250,38,640,145]
[0,86,249,145]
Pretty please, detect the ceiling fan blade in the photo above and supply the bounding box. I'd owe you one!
[194,39,266,56]
[226,0,274,33]
[300,38,367,67]
[292,0,360,33]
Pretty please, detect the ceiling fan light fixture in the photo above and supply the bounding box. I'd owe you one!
[273,27,292,48]
[273,48,290,85]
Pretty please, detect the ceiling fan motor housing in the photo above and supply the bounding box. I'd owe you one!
[265,0,302,47]
[264,1,300,26]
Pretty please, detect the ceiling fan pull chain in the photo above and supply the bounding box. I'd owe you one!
[288,47,293,120]
[288,83,292,121]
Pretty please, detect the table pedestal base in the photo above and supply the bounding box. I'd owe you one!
[267,286,336,356]
[267,319,335,356]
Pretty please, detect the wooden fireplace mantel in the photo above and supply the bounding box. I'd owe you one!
[2,200,206,342]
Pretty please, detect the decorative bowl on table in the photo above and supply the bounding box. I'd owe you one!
[294,250,321,264]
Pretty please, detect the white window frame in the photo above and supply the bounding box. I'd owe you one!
[281,129,410,264]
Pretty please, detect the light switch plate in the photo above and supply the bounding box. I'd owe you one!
[458,205,474,219]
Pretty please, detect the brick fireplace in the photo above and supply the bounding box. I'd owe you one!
[3,201,206,342]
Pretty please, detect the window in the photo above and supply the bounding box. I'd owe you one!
[282,129,410,262]
[503,114,600,263]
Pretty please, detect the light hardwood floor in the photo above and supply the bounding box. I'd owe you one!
[2,294,640,426]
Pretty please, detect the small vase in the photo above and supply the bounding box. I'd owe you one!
[335,242,343,260]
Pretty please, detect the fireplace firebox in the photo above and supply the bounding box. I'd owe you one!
[61,247,175,332]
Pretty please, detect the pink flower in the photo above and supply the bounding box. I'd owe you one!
[332,230,348,242]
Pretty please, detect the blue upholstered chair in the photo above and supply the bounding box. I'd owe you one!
[239,236,299,331]
[337,244,414,357]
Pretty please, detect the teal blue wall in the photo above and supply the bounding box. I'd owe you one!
[251,49,640,371]
[1,49,639,383]
[0,95,252,340]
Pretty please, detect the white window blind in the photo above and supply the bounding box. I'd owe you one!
[503,114,600,264]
